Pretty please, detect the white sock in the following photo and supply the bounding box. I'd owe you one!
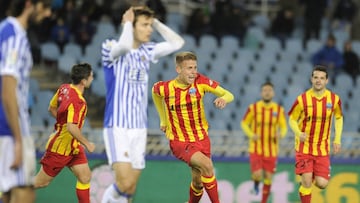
[101,184,129,203]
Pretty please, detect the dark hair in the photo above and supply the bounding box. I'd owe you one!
[9,0,51,17]
[261,81,274,88]
[327,34,336,42]
[312,65,328,79]
[133,6,155,26]
[175,51,197,65]
[70,63,92,84]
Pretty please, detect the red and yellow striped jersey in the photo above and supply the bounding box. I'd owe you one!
[152,74,219,142]
[241,101,287,157]
[288,89,342,156]
[45,84,87,156]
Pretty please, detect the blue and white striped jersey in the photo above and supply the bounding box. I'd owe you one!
[0,17,33,137]
[102,39,156,128]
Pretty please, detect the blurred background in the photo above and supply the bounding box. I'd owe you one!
[1,0,360,202]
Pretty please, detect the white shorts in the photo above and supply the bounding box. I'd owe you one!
[0,135,36,192]
[103,127,147,169]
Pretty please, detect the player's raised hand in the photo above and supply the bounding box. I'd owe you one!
[86,142,96,153]
[122,7,134,24]
[160,125,166,133]
[299,132,307,142]
[252,134,259,141]
[214,97,227,109]
[333,143,341,154]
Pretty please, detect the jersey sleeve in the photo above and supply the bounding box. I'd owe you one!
[278,106,288,138]
[334,95,343,119]
[0,34,23,80]
[333,95,343,144]
[288,97,302,120]
[241,106,255,138]
[49,89,59,108]
[152,81,167,126]
[101,39,116,68]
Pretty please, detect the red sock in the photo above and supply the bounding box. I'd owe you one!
[299,185,311,203]
[76,181,90,203]
[201,175,219,203]
[299,193,311,203]
[188,182,203,203]
[261,184,271,203]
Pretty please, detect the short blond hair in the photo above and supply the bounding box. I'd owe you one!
[175,51,197,66]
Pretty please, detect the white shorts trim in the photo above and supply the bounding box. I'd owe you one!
[0,136,36,192]
[103,128,147,169]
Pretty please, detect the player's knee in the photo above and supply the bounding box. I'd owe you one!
[77,172,91,184]
[201,160,214,176]
[315,181,328,189]
[34,180,51,188]
[115,180,136,194]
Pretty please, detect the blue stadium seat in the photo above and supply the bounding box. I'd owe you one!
[306,39,323,55]
[166,12,185,32]
[279,50,299,63]
[95,21,117,40]
[237,49,256,62]
[285,38,303,56]
[63,42,83,59]
[33,90,55,125]
[274,61,295,77]
[343,110,360,133]
[220,35,240,52]
[352,40,360,55]
[268,73,290,92]
[29,78,40,93]
[147,105,160,129]
[256,49,278,65]
[262,37,282,52]
[40,42,60,62]
[91,76,106,97]
[295,61,313,76]
[80,54,100,69]
[180,34,197,52]
[290,74,311,89]
[199,34,218,52]
[58,54,77,73]
[282,85,305,111]
[335,73,353,90]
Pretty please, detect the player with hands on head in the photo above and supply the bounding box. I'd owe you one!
[101,5,184,203]
[241,81,287,203]
[34,63,95,203]
[152,51,234,203]
[288,65,343,203]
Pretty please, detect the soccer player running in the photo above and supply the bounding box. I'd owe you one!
[101,6,184,203]
[241,82,287,203]
[34,63,95,203]
[0,1,51,203]
[288,65,343,203]
[152,51,234,203]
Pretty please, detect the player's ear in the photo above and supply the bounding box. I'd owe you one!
[175,65,181,74]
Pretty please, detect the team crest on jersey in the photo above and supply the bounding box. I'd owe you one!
[6,50,18,66]
[272,112,278,117]
[326,103,333,109]
[141,55,146,61]
[189,87,196,96]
